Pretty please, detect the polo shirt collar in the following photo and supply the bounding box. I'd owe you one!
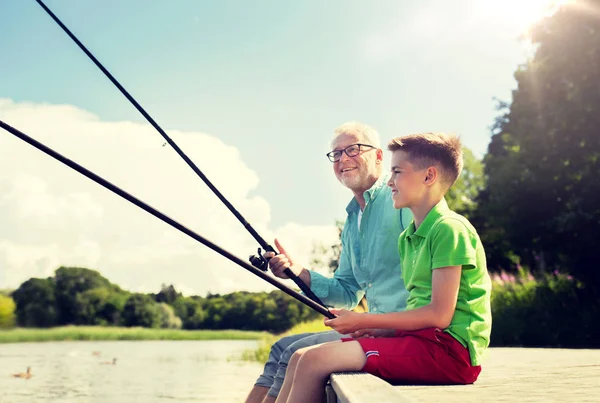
[345,173,389,214]
[407,198,449,238]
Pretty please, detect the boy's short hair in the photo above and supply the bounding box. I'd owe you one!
[387,133,463,189]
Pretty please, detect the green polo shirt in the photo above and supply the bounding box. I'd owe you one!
[399,198,492,366]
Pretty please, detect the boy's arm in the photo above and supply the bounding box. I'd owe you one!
[327,218,478,334]
[325,265,461,334]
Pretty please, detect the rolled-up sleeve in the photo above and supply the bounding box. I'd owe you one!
[308,233,364,309]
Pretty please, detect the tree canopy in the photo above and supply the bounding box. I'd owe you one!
[478,0,600,287]
[9,267,318,332]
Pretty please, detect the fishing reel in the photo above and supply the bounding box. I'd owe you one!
[249,248,269,272]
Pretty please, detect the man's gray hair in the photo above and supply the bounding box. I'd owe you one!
[332,121,381,149]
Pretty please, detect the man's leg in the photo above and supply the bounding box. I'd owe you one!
[286,341,366,403]
[264,330,344,402]
[244,333,316,403]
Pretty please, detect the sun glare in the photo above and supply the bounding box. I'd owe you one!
[474,0,573,34]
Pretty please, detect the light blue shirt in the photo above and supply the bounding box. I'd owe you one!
[309,174,412,313]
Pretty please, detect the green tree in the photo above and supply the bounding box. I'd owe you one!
[158,302,183,329]
[74,288,110,325]
[0,294,16,328]
[200,290,318,332]
[54,266,112,324]
[100,292,129,326]
[122,293,162,328]
[73,287,128,326]
[12,278,59,327]
[172,296,205,329]
[478,0,600,288]
[155,284,182,305]
[445,147,485,217]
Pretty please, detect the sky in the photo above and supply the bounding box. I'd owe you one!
[0,0,557,295]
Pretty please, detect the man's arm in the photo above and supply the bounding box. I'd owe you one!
[309,242,364,309]
[266,236,363,310]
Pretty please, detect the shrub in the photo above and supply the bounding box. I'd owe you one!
[158,303,183,329]
[0,294,16,329]
[490,269,599,348]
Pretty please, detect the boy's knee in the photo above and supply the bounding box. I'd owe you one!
[289,348,307,365]
[296,347,323,370]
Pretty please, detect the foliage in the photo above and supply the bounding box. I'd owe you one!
[154,284,182,305]
[12,277,59,327]
[74,288,129,326]
[202,290,319,333]
[445,147,485,217]
[9,268,324,332]
[74,287,111,325]
[0,294,16,329]
[490,269,599,347]
[478,0,600,289]
[54,266,114,325]
[122,293,162,328]
[101,292,129,325]
[172,296,206,329]
[158,302,183,329]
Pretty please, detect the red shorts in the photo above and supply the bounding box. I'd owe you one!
[342,328,481,385]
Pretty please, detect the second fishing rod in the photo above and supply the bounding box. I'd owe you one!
[34,0,328,310]
[0,119,334,320]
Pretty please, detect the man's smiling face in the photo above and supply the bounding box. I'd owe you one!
[331,133,379,191]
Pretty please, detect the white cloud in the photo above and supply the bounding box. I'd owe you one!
[0,99,339,296]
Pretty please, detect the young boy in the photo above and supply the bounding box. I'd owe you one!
[274,133,492,403]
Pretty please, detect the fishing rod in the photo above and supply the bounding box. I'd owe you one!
[0,119,335,319]
[34,0,328,309]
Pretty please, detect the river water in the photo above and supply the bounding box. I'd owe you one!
[0,340,264,403]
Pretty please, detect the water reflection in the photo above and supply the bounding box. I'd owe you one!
[0,340,263,403]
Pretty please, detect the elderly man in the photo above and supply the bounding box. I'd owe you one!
[245,122,412,403]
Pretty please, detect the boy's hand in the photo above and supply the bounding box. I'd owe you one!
[350,328,396,338]
[323,308,363,334]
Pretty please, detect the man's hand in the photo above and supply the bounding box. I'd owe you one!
[323,308,365,334]
[263,238,305,280]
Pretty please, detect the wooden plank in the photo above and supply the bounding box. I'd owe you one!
[329,372,415,403]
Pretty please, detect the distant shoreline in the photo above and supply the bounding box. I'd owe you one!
[0,326,267,343]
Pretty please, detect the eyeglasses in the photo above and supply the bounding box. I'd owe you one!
[326,143,376,162]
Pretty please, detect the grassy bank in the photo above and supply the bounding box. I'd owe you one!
[0,326,267,343]
[242,319,329,363]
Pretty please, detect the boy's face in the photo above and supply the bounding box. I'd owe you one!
[387,150,427,209]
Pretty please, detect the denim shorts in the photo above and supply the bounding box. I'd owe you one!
[254,330,344,397]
